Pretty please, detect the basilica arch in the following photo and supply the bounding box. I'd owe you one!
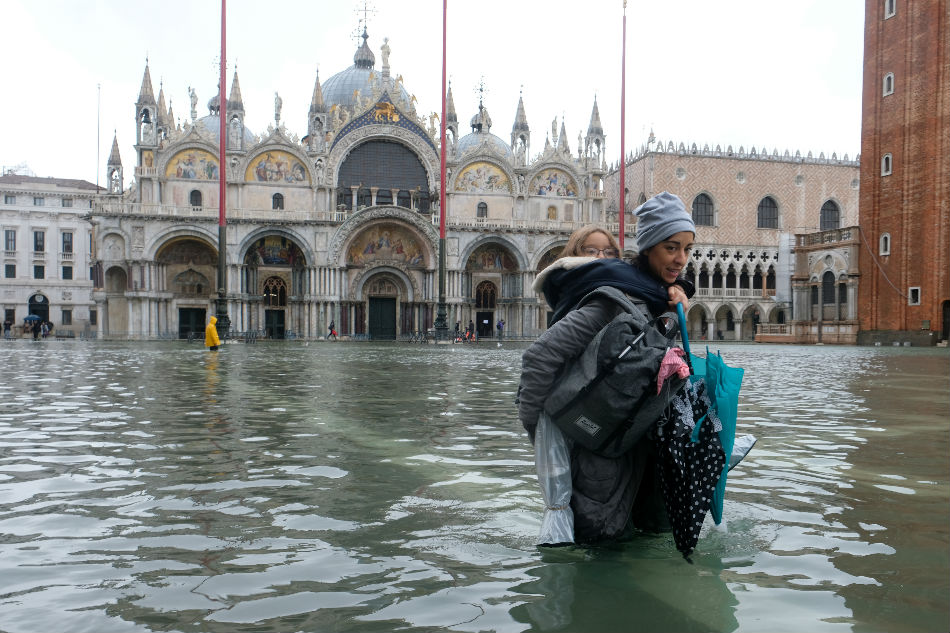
[462,237,523,338]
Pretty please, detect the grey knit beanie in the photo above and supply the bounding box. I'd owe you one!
[634,191,695,250]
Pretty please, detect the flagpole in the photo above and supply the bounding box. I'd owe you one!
[433,0,449,339]
[619,0,627,251]
[216,0,230,336]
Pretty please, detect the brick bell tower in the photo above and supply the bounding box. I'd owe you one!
[857,0,950,344]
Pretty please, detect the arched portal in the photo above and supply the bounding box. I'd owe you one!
[363,272,405,340]
[466,242,519,337]
[157,238,218,339]
[242,234,308,336]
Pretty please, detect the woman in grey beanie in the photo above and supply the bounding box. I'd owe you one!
[633,191,695,291]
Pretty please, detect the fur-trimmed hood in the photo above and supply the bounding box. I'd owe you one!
[537,257,692,324]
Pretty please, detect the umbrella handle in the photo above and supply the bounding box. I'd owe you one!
[676,302,693,374]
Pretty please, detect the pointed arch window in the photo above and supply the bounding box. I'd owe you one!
[263,276,287,307]
[756,196,778,229]
[190,190,202,207]
[820,200,840,231]
[475,280,497,309]
[272,193,284,210]
[692,193,714,226]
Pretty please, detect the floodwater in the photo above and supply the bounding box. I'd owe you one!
[0,339,947,633]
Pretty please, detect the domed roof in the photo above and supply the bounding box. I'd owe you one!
[456,103,511,158]
[456,130,512,159]
[194,115,256,144]
[322,30,410,109]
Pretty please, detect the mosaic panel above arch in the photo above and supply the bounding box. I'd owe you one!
[165,149,220,180]
[245,150,309,184]
[530,168,577,197]
[244,235,306,267]
[156,238,217,265]
[536,247,562,272]
[454,161,511,193]
[466,243,518,272]
[346,223,426,268]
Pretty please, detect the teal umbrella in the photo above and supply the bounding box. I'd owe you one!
[676,303,747,525]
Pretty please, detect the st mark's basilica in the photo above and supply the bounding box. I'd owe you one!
[89,28,861,341]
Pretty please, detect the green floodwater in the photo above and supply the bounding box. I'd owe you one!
[0,339,947,633]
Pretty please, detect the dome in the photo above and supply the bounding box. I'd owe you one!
[456,130,513,159]
[321,29,410,109]
[194,115,256,144]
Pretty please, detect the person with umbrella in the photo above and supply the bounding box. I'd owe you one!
[24,314,42,340]
[518,193,697,547]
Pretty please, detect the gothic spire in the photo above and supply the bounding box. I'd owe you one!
[512,92,529,133]
[587,96,603,136]
[156,86,167,124]
[310,69,326,114]
[446,81,457,124]
[557,119,570,153]
[137,62,155,105]
[228,70,244,111]
[108,134,122,166]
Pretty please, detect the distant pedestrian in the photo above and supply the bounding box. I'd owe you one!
[3,319,10,339]
[327,320,337,340]
[468,320,474,337]
[496,318,505,340]
[205,316,220,351]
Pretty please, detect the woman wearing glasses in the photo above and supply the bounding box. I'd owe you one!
[518,192,695,544]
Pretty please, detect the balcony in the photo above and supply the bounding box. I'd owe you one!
[60,252,73,261]
[94,201,350,224]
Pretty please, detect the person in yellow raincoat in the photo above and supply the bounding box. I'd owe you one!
[205,316,221,351]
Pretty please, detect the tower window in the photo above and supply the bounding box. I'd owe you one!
[692,193,714,226]
[879,232,891,255]
[190,190,202,207]
[272,193,284,210]
[881,153,893,176]
[883,72,895,96]
[884,0,896,18]
[756,196,778,229]
[477,202,488,218]
[908,287,920,306]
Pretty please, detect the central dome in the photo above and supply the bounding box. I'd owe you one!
[322,30,410,109]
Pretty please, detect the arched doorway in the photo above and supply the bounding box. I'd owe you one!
[243,234,307,336]
[27,294,49,322]
[465,242,518,337]
[536,246,562,328]
[365,273,401,340]
[475,280,497,337]
[104,266,129,335]
[262,276,288,338]
[156,238,218,339]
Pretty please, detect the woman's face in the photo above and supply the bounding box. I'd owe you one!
[579,231,619,259]
[645,231,694,284]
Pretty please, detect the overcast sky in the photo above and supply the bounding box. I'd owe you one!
[1,0,865,187]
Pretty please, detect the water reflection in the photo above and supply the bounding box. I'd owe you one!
[0,341,946,632]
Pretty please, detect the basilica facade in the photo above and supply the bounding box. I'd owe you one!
[89,30,861,342]
[90,30,612,340]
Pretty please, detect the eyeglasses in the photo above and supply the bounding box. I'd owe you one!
[581,247,620,258]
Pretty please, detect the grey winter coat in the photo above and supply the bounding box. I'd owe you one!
[519,257,668,542]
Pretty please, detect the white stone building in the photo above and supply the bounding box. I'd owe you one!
[0,172,100,337]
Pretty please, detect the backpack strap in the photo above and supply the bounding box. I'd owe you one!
[572,285,650,322]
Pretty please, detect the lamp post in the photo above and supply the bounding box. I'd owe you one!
[432,0,449,340]
[215,0,231,337]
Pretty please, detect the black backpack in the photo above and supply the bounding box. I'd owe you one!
[543,286,685,458]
